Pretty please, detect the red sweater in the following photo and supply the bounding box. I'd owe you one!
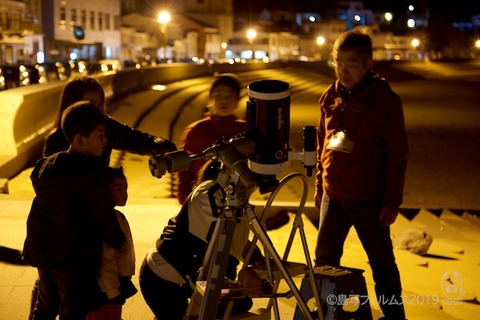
[177,114,247,203]
[316,76,408,207]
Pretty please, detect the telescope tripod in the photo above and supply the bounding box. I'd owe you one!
[184,173,324,320]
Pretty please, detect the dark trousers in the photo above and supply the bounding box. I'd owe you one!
[315,193,406,320]
[33,267,97,320]
[139,259,253,320]
[139,260,190,320]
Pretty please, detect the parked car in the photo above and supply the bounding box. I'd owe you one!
[0,65,20,89]
[86,59,122,74]
[123,58,156,69]
[37,61,69,83]
[19,64,40,86]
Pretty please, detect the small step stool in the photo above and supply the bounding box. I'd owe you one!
[294,265,373,320]
[252,260,308,281]
[185,281,271,320]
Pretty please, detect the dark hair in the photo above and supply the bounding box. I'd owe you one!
[61,101,106,143]
[209,73,242,99]
[196,159,222,184]
[106,166,126,183]
[333,28,373,60]
[53,76,105,129]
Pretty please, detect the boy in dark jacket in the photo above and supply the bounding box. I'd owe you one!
[23,101,125,320]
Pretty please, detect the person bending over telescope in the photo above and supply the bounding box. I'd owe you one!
[139,159,267,320]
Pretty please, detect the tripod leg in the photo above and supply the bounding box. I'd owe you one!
[297,216,325,320]
[245,172,325,320]
[246,207,315,320]
[198,216,238,320]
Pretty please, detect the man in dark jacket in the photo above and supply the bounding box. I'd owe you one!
[24,102,125,320]
[314,29,409,320]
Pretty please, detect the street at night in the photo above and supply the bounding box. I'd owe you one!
[2,0,480,318]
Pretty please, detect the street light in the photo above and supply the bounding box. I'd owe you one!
[157,10,171,60]
[158,11,171,33]
[411,38,420,48]
[247,29,257,42]
[246,28,257,60]
[407,18,416,28]
[158,11,171,25]
[316,36,326,61]
[384,12,393,22]
[411,38,421,60]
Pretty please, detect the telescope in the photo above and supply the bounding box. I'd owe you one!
[149,79,317,182]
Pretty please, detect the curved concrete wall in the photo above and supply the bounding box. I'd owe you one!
[0,82,65,179]
[0,62,283,179]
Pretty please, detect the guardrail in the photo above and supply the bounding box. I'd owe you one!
[0,61,283,180]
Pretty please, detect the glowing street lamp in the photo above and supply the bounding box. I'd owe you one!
[247,29,257,42]
[407,18,416,28]
[411,38,420,48]
[315,36,326,61]
[246,28,257,60]
[158,10,171,33]
[158,11,171,24]
[384,12,393,22]
[316,36,325,46]
[157,10,171,60]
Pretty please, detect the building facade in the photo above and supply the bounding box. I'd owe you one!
[41,0,121,62]
[118,0,234,62]
[0,0,35,65]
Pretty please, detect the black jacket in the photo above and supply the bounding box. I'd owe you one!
[23,152,125,274]
[43,116,176,162]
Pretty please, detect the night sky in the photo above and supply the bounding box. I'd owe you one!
[233,0,480,23]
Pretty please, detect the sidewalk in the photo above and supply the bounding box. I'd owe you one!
[0,195,181,320]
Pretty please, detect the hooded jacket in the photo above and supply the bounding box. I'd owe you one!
[315,72,409,207]
[146,179,250,286]
[23,152,125,274]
